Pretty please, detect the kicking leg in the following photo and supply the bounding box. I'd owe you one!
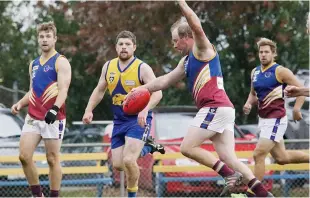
[213,129,270,197]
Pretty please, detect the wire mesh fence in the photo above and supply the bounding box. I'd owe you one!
[0,140,309,197]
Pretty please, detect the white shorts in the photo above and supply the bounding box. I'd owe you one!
[191,107,235,133]
[258,116,287,142]
[22,114,66,139]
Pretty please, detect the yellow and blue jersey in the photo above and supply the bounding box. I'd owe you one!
[105,57,152,124]
[252,62,286,118]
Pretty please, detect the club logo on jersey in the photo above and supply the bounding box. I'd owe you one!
[125,80,135,86]
[32,65,39,78]
[184,56,189,74]
[252,70,260,82]
[264,72,272,78]
[43,65,54,72]
[109,72,116,83]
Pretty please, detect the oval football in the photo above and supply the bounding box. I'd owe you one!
[123,88,150,115]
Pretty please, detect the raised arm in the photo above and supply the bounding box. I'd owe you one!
[142,56,187,93]
[177,0,214,58]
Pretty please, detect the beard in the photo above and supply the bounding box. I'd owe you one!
[118,53,132,61]
[260,59,272,67]
[40,45,53,53]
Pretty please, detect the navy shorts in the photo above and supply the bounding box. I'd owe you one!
[111,118,152,149]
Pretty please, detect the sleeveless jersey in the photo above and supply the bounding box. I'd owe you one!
[105,57,152,124]
[184,49,233,109]
[28,51,66,120]
[252,62,286,118]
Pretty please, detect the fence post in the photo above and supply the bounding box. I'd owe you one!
[120,171,125,197]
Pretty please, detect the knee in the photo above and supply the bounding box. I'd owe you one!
[180,143,192,158]
[19,153,32,165]
[274,156,289,165]
[113,162,123,171]
[123,156,136,168]
[46,152,60,167]
[253,149,268,163]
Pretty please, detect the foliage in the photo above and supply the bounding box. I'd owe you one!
[0,1,308,125]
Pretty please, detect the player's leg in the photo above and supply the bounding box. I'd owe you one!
[268,116,309,164]
[123,137,145,197]
[212,129,271,197]
[111,124,126,171]
[19,115,43,197]
[253,116,288,181]
[43,119,66,197]
[123,119,152,197]
[270,139,309,164]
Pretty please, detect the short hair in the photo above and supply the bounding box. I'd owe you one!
[37,21,57,37]
[257,37,277,54]
[178,21,193,39]
[170,17,187,32]
[116,30,136,45]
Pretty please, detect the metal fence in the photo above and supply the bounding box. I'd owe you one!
[0,140,309,197]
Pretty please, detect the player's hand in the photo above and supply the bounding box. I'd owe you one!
[137,108,148,128]
[45,105,59,124]
[284,85,300,97]
[293,109,303,121]
[243,103,252,115]
[82,111,93,124]
[11,103,22,115]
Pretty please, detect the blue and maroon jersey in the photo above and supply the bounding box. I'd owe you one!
[184,49,233,109]
[28,51,66,120]
[252,62,286,118]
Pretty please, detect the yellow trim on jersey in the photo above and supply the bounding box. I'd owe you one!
[106,57,143,106]
[261,62,276,73]
[39,50,57,66]
[193,64,211,99]
[192,45,217,62]
[262,85,283,108]
[55,55,65,73]
[42,82,59,105]
[29,89,36,106]
[275,65,284,83]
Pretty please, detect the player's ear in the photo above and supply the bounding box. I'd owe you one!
[133,44,137,51]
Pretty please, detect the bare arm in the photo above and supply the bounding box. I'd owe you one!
[243,68,258,115]
[54,57,72,108]
[177,0,215,59]
[85,62,109,113]
[143,56,187,93]
[246,69,258,106]
[277,67,305,111]
[17,61,33,107]
[140,63,163,110]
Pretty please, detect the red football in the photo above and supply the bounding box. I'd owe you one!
[123,88,151,115]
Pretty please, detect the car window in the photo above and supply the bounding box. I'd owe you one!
[155,113,194,140]
[0,113,21,137]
